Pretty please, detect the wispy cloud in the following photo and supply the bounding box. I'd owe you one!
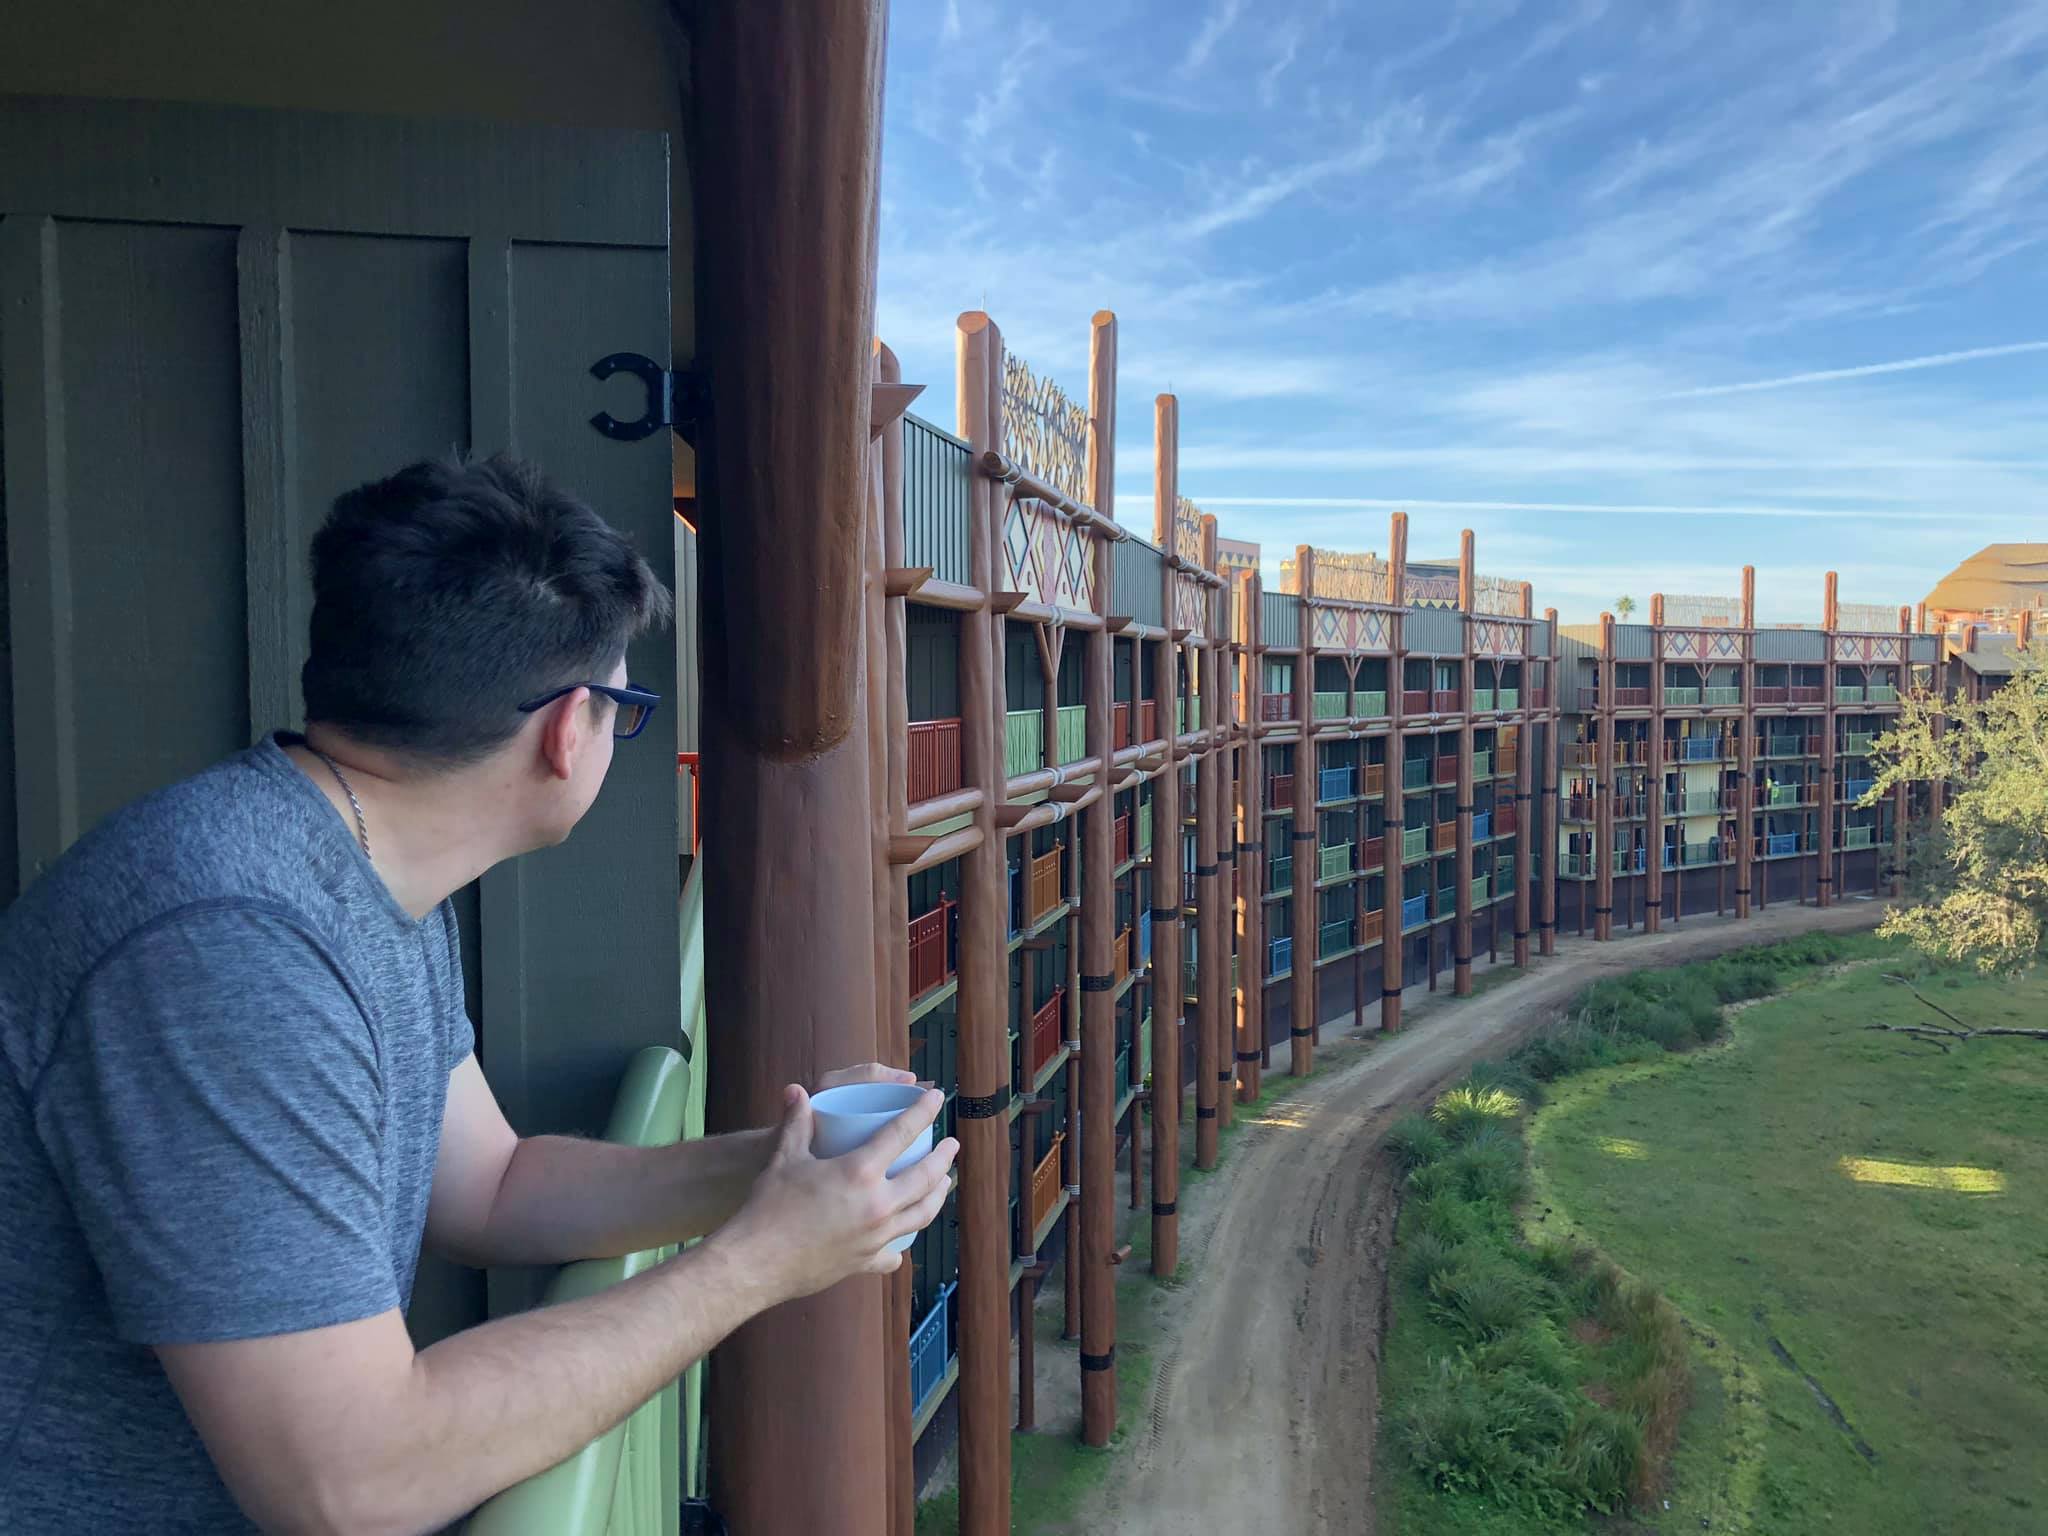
[1180,0,1246,75]
[1659,341,2048,400]
[1155,495,1986,523]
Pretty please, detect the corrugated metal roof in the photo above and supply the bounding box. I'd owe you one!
[1404,606,1464,655]
[1909,635,1939,663]
[1262,590,1301,642]
[1753,628,1826,662]
[1614,623,1652,660]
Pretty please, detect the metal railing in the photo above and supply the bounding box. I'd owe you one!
[1842,732,1877,756]
[1027,847,1063,924]
[1472,688,1495,712]
[1362,909,1384,945]
[1867,683,1899,703]
[1471,810,1492,840]
[1704,686,1741,706]
[1401,893,1429,928]
[1497,687,1520,710]
[1114,926,1133,981]
[1269,935,1293,976]
[1765,782,1803,808]
[1434,754,1459,783]
[1269,854,1293,893]
[1402,759,1431,790]
[1362,834,1385,867]
[908,899,955,998]
[1665,686,1701,706]
[1260,693,1297,721]
[1842,778,1875,801]
[1403,827,1428,860]
[1470,876,1489,908]
[1835,685,1865,704]
[1319,918,1355,958]
[1495,804,1518,836]
[1472,748,1493,778]
[1493,859,1515,899]
[1027,988,1065,1079]
[909,1283,957,1424]
[1562,852,1593,878]
[1005,709,1043,777]
[1435,819,1456,851]
[1614,846,1647,874]
[1319,843,1352,881]
[1138,909,1153,965]
[1764,832,1802,857]
[1363,763,1386,797]
[1670,736,1727,762]
[1313,690,1348,720]
[1137,801,1153,856]
[1665,790,1725,816]
[1318,765,1356,802]
[1842,825,1876,849]
[1268,772,1294,807]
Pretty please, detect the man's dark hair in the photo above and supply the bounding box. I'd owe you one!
[302,454,673,765]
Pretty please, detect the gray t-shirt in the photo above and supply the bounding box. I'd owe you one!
[0,735,473,1533]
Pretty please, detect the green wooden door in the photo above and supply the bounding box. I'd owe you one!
[0,94,680,1332]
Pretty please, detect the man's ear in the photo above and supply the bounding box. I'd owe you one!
[537,688,590,781]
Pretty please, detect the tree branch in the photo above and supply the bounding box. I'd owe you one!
[1883,974,1974,1032]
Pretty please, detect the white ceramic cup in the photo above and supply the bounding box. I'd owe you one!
[809,1082,937,1254]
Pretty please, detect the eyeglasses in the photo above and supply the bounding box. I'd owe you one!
[517,682,662,740]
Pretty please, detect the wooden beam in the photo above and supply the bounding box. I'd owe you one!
[885,565,933,598]
[870,379,924,439]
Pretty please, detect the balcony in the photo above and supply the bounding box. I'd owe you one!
[1495,803,1518,836]
[1842,825,1877,850]
[1565,796,1596,822]
[1752,684,1790,705]
[1493,858,1515,900]
[1764,832,1803,857]
[1027,988,1066,1078]
[1138,699,1159,742]
[1681,841,1722,868]
[1469,876,1489,908]
[1529,687,1547,709]
[1435,753,1459,783]
[1497,687,1520,710]
[1138,909,1153,965]
[1114,925,1133,981]
[1137,801,1154,856]
[1403,826,1429,860]
[1268,934,1293,976]
[1471,810,1492,841]
[1472,687,1496,712]
[1005,709,1043,778]
[1268,771,1295,807]
[1842,778,1875,801]
[1842,732,1876,757]
[1055,704,1088,764]
[1402,893,1429,929]
[1614,846,1648,874]
[1562,852,1594,878]
[1665,790,1726,816]
[1320,918,1355,959]
[1029,1132,1065,1237]
[1260,693,1297,722]
[1789,685,1824,704]
[908,899,956,999]
[1112,701,1132,750]
[1472,748,1493,778]
[1867,683,1899,704]
[1114,813,1132,866]
[1358,690,1388,717]
[1665,686,1701,707]
[1704,686,1741,707]
[908,718,964,804]
[1496,747,1518,778]
[1835,685,1865,704]
[1666,735,1727,763]
[1319,843,1353,881]
[1313,690,1348,721]
[1431,688,1461,714]
[1614,686,1652,707]
[1765,783,1804,808]
[1434,886,1456,919]
[1615,739,1651,765]
[1402,758,1431,791]
[1362,834,1385,867]
[1269,854,1293,893]
[1115,1045,1133,1098]
[1027,846,1063,924]
[1764,736,1817,759]
[1318,765,1356,803]
[909,1282,957,1425]
[1435,819,1456,851]
[1363,763,1386,797]
[1401,688,1430,714]
[1362,909,1384,946]
[1567,742,1599,769]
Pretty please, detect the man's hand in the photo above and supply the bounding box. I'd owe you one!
[707,1084,958,1303]
[815,1062,920,1091]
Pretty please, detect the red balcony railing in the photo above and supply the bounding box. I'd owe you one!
[1028,847,1063,923]
[1268,772,1294,806]
[908,898,956,998]
[1114,813,1132,866]
[1362,834,1386,867]
[907,718,964,804]
[1401,688,1430,714]
[1028,987,1066,1078]
[1138,699,1159,741]
[1363,762,1386,796]
[1752,685,1789,705]
[1495,803,1518,836]
[1613,686,1652,707]
[1529,687,1548,709]
[1112,701,1132,750]
[1788,685,1824,704]
[1431,688,1461,714]
[1030,1131,1065,1235]
[1435,754,1458,783]
[1436,819,1456,850]
[1260,693,1297,721]
[1565,796,1596,820]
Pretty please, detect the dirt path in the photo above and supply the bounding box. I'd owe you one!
[1072,901,1883,1536]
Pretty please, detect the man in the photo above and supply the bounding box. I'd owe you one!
[0,456,956,1534]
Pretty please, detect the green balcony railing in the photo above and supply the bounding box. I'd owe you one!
[1472,748,1493,779]
[1703,686,1741,706]
[1766,783,1803,808]
[1402,759,1430,791]
[1843,732,1876,756]
[1055,704,1087,765]
[1313,690,1348,720]
[1835,685,1865,704]
[1472,688,1495,712]
[1136,801,1154,856]
[1496,687,1519,710]
[1269,854,1293,893]
[1843,825,1876,849]
[1320,919,1355,959]
[1403,826,1428,861]
[1319,843,1353,881]
[1867,683,1899,703]
[1665,686,1701,707]
[1681,841,1721,867]
[1357,689,1388,717]
[1562,852,1593,878]
[1470,876,1489,908]
[1493,859,1515,899]
[1005,709,1043,778]
[466,1047,691,1536]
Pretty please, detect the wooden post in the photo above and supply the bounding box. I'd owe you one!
[1382,515,1409,1032]
[1454,531,1475,995]
[1594,614,1616,941]
[1737,566,1756,920]
[1202,518,1234,1137]
[1292,546,1320,1063]
[1819,572,1838,909]
[950,312,1012,1536]
[1237,570,1265,1103]
[1513,583,1535,967]
[697,5,890,1530]
[1078,311,1119,1446]
[1148,396,1182,1279]
[1541,609,1560,957]
[1195,598,1222,1169]
[1645,594,1666,935]
[864,340,915,1536]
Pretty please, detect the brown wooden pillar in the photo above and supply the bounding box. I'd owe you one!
[1236,570,1265,1103]
[1195,622,1223,1168]
[1148,396,1182,1279]
[1593,614,1616,941]
[1077,312,1118,1446]
[1511,583,1534,967]
[1736,567,1757,920]
[1454,531,1476,994]
[949,313,1012,1536]
[1644,594,1665,935]
[1381,517,1410,1032]
[1891,604,1911,898]
[1291,546,1320,1064]
[1819,572,1838,908]
[1202,519,1234,1135]
[1540,609,1560,956]
[698,7,890,1530]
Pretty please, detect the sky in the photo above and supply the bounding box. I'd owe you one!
[875,0,2048,624]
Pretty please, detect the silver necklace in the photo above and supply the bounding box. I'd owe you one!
[309,746,371,863]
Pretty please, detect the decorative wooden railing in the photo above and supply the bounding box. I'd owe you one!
[1434,753,1458,783]
[1027,987,1065,1078]
[1788,685,1825,704]
[1363,762,1386,796]
[1268,771,1294,806]
[1362,834,1385,867]
[1030,1132,1065,1236]
[908,898,956,998]
[1495,803,1518,836]
[1027,846,1063,924]
[1260,693,1296,721]
[1401,688,1430,713]
[908,718,964,805]
[1752,685,1790,704]
[1114,813,1132,866]
[1361,909,1384,946]
[1112,701,1132,750]
[1435,819,1456,850]
[1431,688,1461,714]
[1114,926,1133,980]
[1613,686,1652,707]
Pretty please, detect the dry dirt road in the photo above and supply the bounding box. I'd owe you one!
[1071,901,1883,1536]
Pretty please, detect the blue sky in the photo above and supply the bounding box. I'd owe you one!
[876,0,2048,623]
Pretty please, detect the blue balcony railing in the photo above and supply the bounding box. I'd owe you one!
[1471,810,1491,841]
[910,1282,957,1421]
[1766,832,1800,857]
[1401,893,1429,929]
[1842,778,1874,801]
[1679,736,1723,762]
[1268,935,1293,976]
[1318,765,1356,802]
[1138,909,1153,965]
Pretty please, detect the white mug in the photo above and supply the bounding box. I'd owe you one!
[809,1082,937,1254]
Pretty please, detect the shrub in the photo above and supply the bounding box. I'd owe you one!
[1462,1057,1539,1104]
[1411,1190,1493,1248]
[1428,1251,1557,1341]
[1400,1228,1459,1293]
[1405,1159,1453,1200]
[1394,1357,1577,1515]
[1635,1003,1697,1051]
[1386,1112,1449,1171]
[1447,1125,1528,1206]
[1430,1083,1524,1142]
[1708,958,1779,1004]
[1529,1236,1590,1286]
[1558,1402,1643,1514]
[1473,1318,1578,1389]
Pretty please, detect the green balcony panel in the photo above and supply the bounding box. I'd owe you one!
[1867,684,1899,703]
[1055,704,1088,764]
[1357,690,1388,716]
[1665,686,1701,706]
[1005,710,1044,778]
[1472,688,1495,711]
[1703,687,1741,706]
[1402,826,1428,861]
[1496,688,1519,710]
[1313,690,1348,720]
[1835,685,1866,704]
[1472,749,1493,779]
[1319,843,1353,881]
[1402,759,1430,790]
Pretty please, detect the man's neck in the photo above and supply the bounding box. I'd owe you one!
[290,730,518,919]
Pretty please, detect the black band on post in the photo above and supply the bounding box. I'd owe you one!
[1236,1050,1261,1062]
[1149,904,1179,919]
[1735,887,1751,896]
[957,1087,1011,1120]
[1239,840,1262,852]
[1537,919,1555,929]
[1514,929,1529,940]
[1196,1106,1218,1120]
[1594,905,1612,915]
[1289,1027,1312,1038]
[1456,803,1473,814]
[1217,850,1236,865]
[1381,987,1401,998]
[1153,1200,1177,1216]
[1080,974,1115,992]
[1644,900,1661,909]
[1081,1349,1116,1372]
[1454,953,1470,965]
[1217,1071,1232,1083]
[1195,862,1218,876]
[1292,831,1316,842]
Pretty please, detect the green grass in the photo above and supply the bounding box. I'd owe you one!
[1529,958,2048,1534]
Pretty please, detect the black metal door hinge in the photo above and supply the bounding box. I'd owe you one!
[680,1499,728,1535]
[589,353,707,446]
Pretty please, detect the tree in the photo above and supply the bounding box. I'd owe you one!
[1868,639,2048,974]
[1615,595,1636,621]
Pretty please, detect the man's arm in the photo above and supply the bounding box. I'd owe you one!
[426,1058,915,1267]
[161,1086,956,1536]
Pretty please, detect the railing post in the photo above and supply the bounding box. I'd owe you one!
[1194,528,1223,1166]
[1381,520,1409,1031]
[1454,531,1475,995]
[1293,546,1321,1059]
[1236,568,1266,1104]
[1147,395,1182,1279]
